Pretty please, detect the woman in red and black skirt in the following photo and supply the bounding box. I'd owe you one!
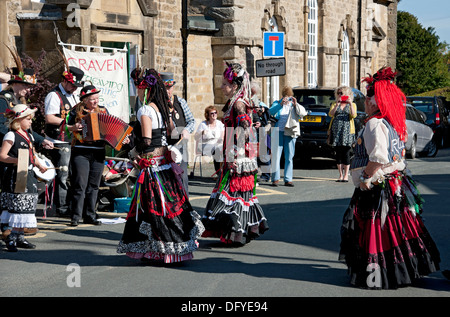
[339,67,440,289]
[117,68,204,263]
[202,62,269,245]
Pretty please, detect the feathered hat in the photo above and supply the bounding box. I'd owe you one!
[3,44,36,85]
[56,46,84,87]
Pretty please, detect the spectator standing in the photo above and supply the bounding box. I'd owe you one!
[328,86,357,182]
[269,86,307,187]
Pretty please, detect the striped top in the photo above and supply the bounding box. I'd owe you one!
[351,118,405,170]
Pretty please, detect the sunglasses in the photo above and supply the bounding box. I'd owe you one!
[209,112,217,115]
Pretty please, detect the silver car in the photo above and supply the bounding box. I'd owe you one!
[405,104,437,158]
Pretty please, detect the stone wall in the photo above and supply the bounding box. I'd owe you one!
[192,0,397,100]
[0,0,23,70]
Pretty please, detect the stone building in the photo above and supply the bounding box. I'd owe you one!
[0,0,398,159]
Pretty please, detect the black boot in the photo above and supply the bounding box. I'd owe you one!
[5,233,17,252]
[16,234,36,249]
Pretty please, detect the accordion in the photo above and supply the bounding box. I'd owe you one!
[79,112,133,151]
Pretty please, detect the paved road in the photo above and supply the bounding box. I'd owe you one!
[1,148,450,302]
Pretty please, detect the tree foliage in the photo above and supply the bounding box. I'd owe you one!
[396,11,449,95]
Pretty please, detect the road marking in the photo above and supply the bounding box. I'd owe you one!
[189,185,287,201]
[294,176,337,182]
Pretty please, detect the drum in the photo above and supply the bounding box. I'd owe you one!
[33,153,56,183]
[15,148,29,193]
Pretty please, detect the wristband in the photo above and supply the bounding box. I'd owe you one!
[359,170,372,183]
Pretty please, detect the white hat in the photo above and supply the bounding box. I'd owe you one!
[8,103,37,121]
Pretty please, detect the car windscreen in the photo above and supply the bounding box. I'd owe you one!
[295,92,336,109]
[409,101,434,114]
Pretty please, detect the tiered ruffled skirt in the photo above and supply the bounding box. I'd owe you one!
[202,158,269,245]
[339,170,440,289]
[0,165,38,228]
[117,158,204,263]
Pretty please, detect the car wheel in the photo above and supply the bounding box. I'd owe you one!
[408,137,417,159]
[426,139,439,157]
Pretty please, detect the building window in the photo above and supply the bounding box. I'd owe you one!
[341,30,350,86]
[307,0,318,88]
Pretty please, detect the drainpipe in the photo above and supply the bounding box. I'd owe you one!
[357,0,362,90]
[181,0,189,100]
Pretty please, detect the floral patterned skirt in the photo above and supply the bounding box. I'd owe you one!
[117,159,204,263]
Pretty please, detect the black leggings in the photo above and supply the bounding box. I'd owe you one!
[334,146,352,165]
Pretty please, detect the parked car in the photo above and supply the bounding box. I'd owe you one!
[405,104,437,158]
[292,87,366,160]
[406,96,450,148]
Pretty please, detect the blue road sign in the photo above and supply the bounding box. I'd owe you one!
[263,32,285,58]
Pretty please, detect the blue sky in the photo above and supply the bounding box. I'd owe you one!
[398,0,450,44]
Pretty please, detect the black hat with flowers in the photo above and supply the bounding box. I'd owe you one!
[80,85,100,100]
[4,44,37,85]
[63,66,84,87]
[160,72,176,87]
[7,67,37,85]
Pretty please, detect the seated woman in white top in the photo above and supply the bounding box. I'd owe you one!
[194,105,224,173]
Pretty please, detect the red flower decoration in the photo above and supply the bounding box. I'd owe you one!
[63,71,74,84]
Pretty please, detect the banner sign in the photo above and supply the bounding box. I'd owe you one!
[63,47,130,122]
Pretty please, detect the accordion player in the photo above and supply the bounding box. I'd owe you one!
[73,111,133,151]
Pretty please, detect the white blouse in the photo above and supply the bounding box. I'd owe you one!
[137,105,164,129]
[195,120,224,145]
[351,118,406,187]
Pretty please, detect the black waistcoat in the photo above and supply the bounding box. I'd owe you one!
[169,96,186,145]
[44,85,74,141]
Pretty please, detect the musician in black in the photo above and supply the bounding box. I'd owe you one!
[0,67,53,239]
[44,66,84,217]
[160,72,195,195]
[0,68,53,146]
[0,104,48,251]
[66,85,107,226]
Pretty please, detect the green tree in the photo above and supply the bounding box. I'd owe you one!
[396,11,449,95]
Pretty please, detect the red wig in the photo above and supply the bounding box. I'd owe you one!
[362,67,407,141]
